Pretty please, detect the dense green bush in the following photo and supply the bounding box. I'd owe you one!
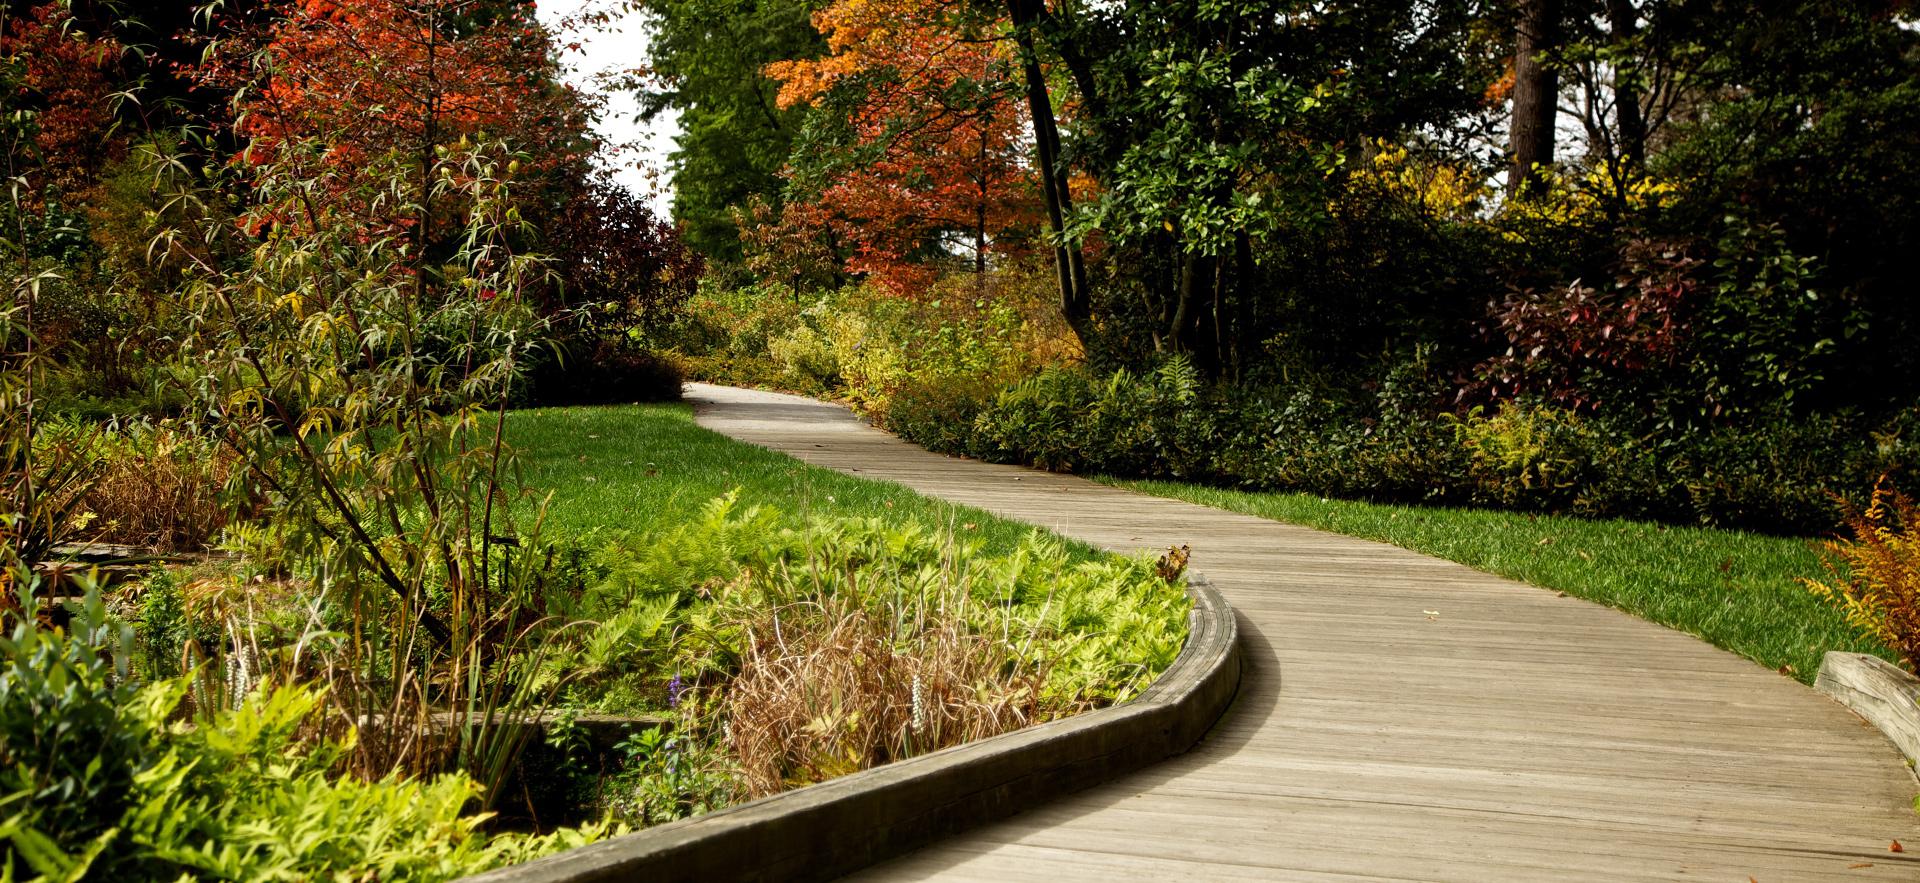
[881,357,1914,536]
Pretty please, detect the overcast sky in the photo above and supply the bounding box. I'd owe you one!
[534,0,681,215]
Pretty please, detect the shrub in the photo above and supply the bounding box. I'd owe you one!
[767,317,843,391]
[526,336,685,406]
[876,374,994,455]
[0,581,609,880]
[950,359,1910,534]
[0,584,145,878]
[1804,482,1920,670]
[541,177,703,339]
[77,423,241,551]
[1449,401,1597,510]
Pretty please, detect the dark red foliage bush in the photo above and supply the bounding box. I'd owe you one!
[544,178,704,337]
[1476,238,1703,411]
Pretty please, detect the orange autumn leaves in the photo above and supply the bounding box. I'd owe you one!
[761,0,1043,296]
[240,0,576,162]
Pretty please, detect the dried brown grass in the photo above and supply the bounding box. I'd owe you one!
[81,427,243,551]
[724,592,1049,798]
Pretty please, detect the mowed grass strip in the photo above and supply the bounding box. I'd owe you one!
[510,403,1099,560]
[1110,479,1888,683]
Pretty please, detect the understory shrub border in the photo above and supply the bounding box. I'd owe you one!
[868,360,1917,537]
[666,281,1916,537]
[464,575,1240,883]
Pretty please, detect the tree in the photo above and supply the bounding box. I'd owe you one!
[1508,0,1559,198]
[764,0,1042,295]
[1016,0,1484,372]
[629,0,822,259]
[210,0,594,260]
[543,170,703,332]
[1004,0,1089,343]
[2,3,123,198]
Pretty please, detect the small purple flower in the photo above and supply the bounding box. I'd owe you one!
[667,674,686,709]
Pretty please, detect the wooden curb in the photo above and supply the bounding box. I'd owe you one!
[464,574,1242,883]
[1816,651,1920,767]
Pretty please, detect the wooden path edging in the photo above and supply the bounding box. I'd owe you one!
[463,575,1241,883]
[1818,651,1920,767]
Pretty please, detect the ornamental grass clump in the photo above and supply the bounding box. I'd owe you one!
[724,589,1046,798]
[75,422,241,552]
[697,508,1186,799]
[1804,481,1920,670]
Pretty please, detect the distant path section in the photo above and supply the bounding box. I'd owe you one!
[686,383,1919,882]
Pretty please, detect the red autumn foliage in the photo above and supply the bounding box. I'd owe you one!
[544,174,704,333]
[2,4,123,196]
[1476,238,1704,410]
[763,0,1043,296]
[204,0,593,238]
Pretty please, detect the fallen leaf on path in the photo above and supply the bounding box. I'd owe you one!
[1892,840,1904,852]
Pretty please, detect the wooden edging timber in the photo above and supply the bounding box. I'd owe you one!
[1816,651,1920,768]
[463,573,1243,883]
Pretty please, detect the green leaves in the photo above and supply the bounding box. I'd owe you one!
[1,588,609,880]
[636,0,825,257]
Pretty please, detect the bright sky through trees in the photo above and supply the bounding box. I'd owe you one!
[536,0,680,213]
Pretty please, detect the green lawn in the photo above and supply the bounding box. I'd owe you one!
[505,403,1884,684]
[1110,479,1888,683]
[510,402,1098,559]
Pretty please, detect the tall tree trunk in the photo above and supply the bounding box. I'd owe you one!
[1007,0,1092,347]
[1509,0,1560,199]
[1167,252,1217,372]
[1607,0,1647,169]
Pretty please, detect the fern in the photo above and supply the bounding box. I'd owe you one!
[1805,481,1920,670]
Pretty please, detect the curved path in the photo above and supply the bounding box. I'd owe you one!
[687,383,1920,881]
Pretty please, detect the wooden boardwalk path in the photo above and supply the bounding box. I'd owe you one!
[687,383,1920,881]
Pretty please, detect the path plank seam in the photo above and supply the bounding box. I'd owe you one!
[686,383,1920,882]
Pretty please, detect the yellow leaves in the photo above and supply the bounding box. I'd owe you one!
[1803,481,1920,670]
[1352,137,1488,219]
[1498,163,1680,242]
